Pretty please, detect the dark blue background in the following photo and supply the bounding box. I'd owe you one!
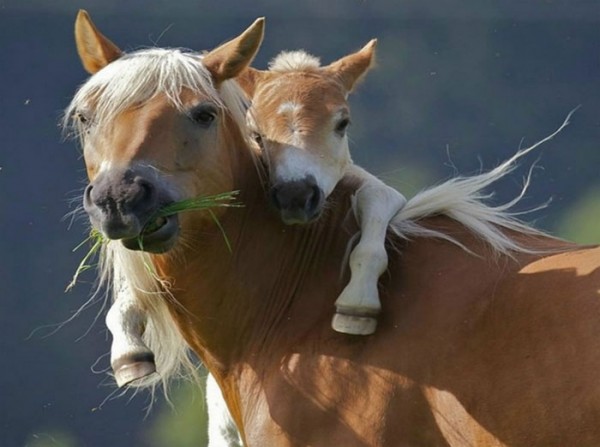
[1,1,598,446]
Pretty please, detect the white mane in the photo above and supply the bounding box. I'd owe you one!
[64,48,248,140]
[268,50,321,72]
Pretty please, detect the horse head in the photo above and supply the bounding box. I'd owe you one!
[238,40,377,224]
[68,10,264,253]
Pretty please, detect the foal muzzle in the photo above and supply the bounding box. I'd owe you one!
[270,176,325,225]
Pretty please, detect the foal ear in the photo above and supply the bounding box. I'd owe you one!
[203,18,265,86]
[324,39,377,93]
[75,10,122,74]
[236,67,269,97]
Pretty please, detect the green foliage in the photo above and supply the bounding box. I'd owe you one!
[147,378,209,447]
[556,187,600,245]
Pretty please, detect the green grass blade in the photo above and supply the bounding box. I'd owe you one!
[156,191,242,217]
[66,230,104,292]
[208,209,232,253]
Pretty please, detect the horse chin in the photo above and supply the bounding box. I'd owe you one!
[121,214,180,253]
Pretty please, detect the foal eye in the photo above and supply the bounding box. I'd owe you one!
[189,105,217,127]
[335,117,350,136]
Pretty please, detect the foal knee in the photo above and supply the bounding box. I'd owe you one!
[349,242,389,277]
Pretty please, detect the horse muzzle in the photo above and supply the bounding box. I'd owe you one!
[83,166,179,253]
[270,176,325,225]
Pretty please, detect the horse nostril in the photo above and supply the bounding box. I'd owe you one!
[131,177,155,207]
[83,183,95,209]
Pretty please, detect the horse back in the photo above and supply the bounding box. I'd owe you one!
[242,219,600,446]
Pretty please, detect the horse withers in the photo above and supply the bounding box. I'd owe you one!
[66,11,600,447]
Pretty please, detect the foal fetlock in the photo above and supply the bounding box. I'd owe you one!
[332,244,387,335]
[106,296,157,387]
[332,286,381,336]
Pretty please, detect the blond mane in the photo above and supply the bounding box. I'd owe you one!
[268,50,321,73]
[63,48,248,140]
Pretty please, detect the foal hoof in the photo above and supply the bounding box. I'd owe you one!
[112,353,157,388]
[332,312,378,336]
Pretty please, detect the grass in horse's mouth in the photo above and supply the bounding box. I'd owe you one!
[141,216,168,235]
[66,191,241,291]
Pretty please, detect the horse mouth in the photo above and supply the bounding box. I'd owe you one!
[122,214,179,253]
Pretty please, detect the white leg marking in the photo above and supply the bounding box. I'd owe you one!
[207,373,243,447]
[106,280,156,387]
[332,166,407,335]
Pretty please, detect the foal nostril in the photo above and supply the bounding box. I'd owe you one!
[270,179,324,223]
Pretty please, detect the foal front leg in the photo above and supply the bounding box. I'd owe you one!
[106,281,156,387]
[332,171,406,335]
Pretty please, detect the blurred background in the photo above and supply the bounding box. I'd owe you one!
[0,1,598,446]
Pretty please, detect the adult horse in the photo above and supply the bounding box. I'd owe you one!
[66,12,600,447]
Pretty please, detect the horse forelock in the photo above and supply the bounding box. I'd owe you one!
[63,48,249,141]
[268,50,321,73]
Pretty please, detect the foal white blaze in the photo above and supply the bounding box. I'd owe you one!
[69,10,264,387]
[242,42,406,334]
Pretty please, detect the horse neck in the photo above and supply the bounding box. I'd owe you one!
[155,134,361,373]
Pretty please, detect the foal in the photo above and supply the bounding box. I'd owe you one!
[239,43,407,336]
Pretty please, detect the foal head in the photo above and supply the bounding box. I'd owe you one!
[66,11,263,253]
[239,41,376,224]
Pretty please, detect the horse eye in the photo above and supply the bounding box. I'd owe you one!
[189,105,217,127]
[335,117,350,136]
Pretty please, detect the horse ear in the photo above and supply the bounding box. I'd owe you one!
[203,18,265,86]
[236,67,269,97]
[75,10,122,74]
[324,39,377,93]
